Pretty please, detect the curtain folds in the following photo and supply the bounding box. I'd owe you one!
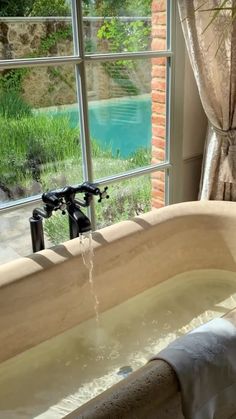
[178,0,236,200]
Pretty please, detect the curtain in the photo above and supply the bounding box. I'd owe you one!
[178,0,236,200]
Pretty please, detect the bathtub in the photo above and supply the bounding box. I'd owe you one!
[0,200,236,418]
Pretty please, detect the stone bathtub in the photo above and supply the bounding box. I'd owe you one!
[0,200,236,418]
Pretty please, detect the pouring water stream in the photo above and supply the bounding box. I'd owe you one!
[79,232,100,323]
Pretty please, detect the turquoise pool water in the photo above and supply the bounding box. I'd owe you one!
[52,95,151,158]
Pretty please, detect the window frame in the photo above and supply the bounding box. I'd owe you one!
[0,0,182,227]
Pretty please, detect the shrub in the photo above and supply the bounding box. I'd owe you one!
[44,170,152,245]
[30,0,70,16]
[0,0,34,17]
[129,147,151,167]
[0,114,81,194]
[0,90,32,119]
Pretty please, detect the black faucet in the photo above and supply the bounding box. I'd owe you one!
[29,182,109,253]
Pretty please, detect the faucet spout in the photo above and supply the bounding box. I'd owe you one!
[30,182,109,253]
[68,204,91,237]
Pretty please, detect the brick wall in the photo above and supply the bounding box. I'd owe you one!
[151,0,166,209]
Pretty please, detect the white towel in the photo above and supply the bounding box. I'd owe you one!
[150,317,236,419]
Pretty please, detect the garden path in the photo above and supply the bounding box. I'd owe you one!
[0,204,52,265]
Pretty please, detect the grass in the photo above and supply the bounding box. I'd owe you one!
[0,114,81,196]
[0,91,152,244]
[43,149,152,245]
[44,175,152,245]
[0,90,32,119]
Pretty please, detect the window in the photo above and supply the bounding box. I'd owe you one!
[0,0,177,262]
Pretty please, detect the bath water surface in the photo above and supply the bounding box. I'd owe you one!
[1,269,236,418]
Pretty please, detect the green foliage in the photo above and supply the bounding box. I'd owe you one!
[0,91,32,119]
[0,0,35,17]
[44,175,152,245]
[89,0,151,17]
[0,25,72,93]
[91,140,113,159]
[0,114,80,189]
[0,0,153,239]
[0,68,29,93]
[0,105,151,243]
[0,0,70,17]
[97,17,151,95]
[97,18,150,53]
[126,0,151,16]
[44,212,70,245]
[38,26,72,55]
[129,147,150,167]
[48,67,74,91]
[96,176,151,230]
[102,62,139,95]
[30,0,70,16]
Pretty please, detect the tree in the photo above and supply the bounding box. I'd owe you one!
[30,0,70,16]
[0,0,35,17]
[0,0,70,17]
[90,0,151,16]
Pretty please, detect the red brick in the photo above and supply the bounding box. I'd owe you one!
[152,136,165,149]
[151,171,165,182]
[152,26,166,39]
[151,38,166,51]
[152,148,165,160]
[152,102,166,114]
[152,199,165,209]
[152,178,165,192]
[151,187,165,199]
[152,57,166,66]
[152,192,164,202]
[152,65,166,78]
[152,91,166,104]
[152,114,166,126]
[152,125,166,138]
[151,78,166,91]
[151,157,162,165]
[151,1,167,204]
[152,0,166,13]
[152,13,166,26]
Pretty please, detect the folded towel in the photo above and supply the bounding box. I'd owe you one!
[150,317,236,419]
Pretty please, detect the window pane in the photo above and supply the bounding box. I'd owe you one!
[0,204,52,265]
[0,64,82,206]
[86,59,166,179]
[83,0,167,54]
[41,171,166,248]
[0,11,72,60]
[96,171,166,230]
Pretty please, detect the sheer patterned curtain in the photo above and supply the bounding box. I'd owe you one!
[178,0,236,200]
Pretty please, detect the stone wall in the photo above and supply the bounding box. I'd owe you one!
[151,0,166,209]
[0,20,76,106]
[0,19,151,107]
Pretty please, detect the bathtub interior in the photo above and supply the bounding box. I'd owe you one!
[0,202,236,418]
[0,268,236,418]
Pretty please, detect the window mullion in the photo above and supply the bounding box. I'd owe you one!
[0,56,81,70]
[72,0,96,229]
[95,163,172,186]
[84,50,172,61]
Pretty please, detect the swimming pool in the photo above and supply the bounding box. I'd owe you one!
[51,95,151,158]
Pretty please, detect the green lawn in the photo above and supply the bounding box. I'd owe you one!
[0,94,151,244]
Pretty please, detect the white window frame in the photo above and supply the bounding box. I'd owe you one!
[0,0,183,228]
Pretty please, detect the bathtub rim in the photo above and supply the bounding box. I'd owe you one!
[0,200,235,287]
